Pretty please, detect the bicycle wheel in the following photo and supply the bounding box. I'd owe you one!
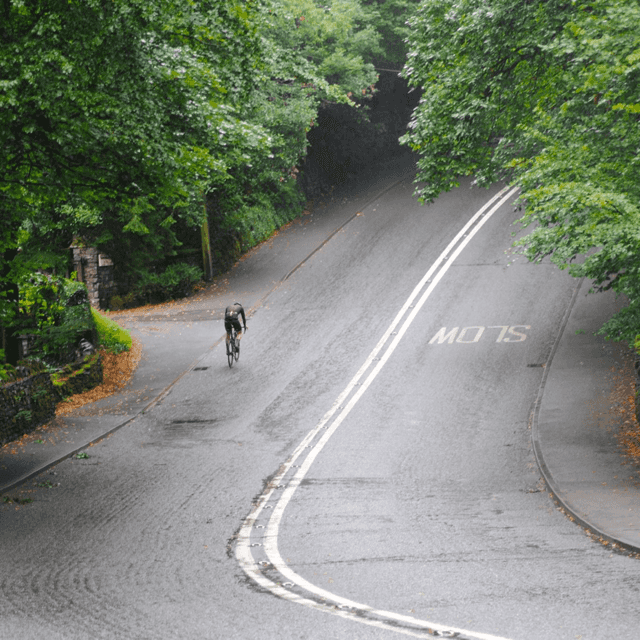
[227,334,235,368]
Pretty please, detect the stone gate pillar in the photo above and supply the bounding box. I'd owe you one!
[70,243,100,307]
[70,241,115,309]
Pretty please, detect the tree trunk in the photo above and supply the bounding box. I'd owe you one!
[201,203,214,281]
[1,249,20,365]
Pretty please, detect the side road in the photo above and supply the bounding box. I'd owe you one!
[2,158,640,553]
[0,153,415,494]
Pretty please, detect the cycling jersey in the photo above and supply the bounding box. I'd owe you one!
[224,303,246,333]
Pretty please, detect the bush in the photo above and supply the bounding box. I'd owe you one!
[151,263,203,300]
[221,178,305,254]
[109,262,203,309]
[108,292,136,311]
[0,351,16,384]
[17,274,97,365]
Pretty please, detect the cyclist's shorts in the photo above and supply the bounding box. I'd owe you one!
[225,317,242,334]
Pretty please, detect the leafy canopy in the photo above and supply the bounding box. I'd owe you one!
[2,0,396,339]
[1,0,271,330]
[0,0,270,262]
[364,0,422,69]
[402,0,640,342]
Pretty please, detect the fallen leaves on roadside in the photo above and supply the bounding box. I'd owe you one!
[55,336,142,416]
[600,355,640,466]
[1,336,143,455]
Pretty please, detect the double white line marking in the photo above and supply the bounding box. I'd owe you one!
[236,186,519,639]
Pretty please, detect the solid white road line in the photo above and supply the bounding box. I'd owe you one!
[236,185,520,640]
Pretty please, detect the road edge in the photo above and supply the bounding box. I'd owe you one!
[0,177,407,495]
[530,277,640,554]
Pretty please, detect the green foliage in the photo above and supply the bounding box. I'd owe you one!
[19,273,64,336]
[206,177,306,272]
[1,0,411,328]
[294,0,380,93]
[364,0,422,68]
[0,365,17,384]
[0,351,11,383]
[13,410,32,429]
[109,263,203,308]
[0,358,49,386]
[402,0,571,201]
[235,0,386,206]
[2,496,33,505]
[91,309,131,354]
[1,0,269,218]
[265,0,380,97]
[135,263,204,304]
[223,179,305,250]
[16,274,96,364]
[403,0,640,342]
[0,0,271,314]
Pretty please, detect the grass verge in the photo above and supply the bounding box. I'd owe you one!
[55,311,140,416]
[92,308,132,353]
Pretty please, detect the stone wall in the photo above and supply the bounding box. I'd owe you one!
[53,353,103,399]
[0,354,103,446]
[0,373,57,446]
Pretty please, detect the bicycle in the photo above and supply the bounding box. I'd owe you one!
[227,327,240,368]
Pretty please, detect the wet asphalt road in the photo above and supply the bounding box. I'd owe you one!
[1,162,639,640]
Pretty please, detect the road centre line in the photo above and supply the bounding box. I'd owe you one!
[236,185,519,640]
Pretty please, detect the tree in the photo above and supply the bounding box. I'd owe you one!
[1,0,409,360]
[402,0,640,342]
[273,0,381,95]
[0,0,270,359]
[364,0,422,69]
[1,0,265,228]
[200,0,389,268]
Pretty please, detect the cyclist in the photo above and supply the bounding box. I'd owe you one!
[224,302,247,354]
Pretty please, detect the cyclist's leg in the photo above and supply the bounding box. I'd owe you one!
[233,319,242,350]
[233,320,242,342]
[224,319,233,353]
